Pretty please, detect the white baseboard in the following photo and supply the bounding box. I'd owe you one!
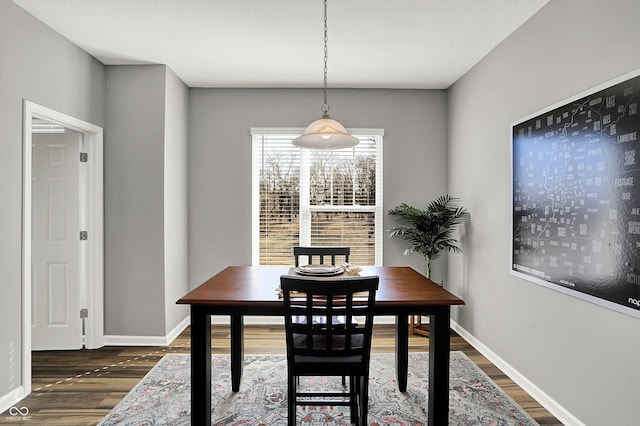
[104,316,190,347]
[0,386,26,418]
[166,316,190,344]
[450,320,585,426]
[103,334,172,346]
[103,316,395,344]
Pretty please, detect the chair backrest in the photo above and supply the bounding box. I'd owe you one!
[281,275,378,363]
[293,246,350,267]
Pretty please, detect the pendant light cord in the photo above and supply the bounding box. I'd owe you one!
[321,0,330,115]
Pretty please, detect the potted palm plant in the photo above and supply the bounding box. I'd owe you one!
[388,194,469,280]
[388,195,469,336]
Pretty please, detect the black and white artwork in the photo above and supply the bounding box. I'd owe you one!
[511,71,640,318]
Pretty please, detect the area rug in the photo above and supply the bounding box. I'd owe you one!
[99,352,538,425]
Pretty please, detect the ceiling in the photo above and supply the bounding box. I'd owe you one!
[13,0,550,89]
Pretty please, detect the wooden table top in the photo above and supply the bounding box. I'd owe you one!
[177,266,464,314]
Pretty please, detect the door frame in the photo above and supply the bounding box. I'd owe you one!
[21,100,104,394]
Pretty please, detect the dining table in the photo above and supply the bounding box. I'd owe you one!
[177,265,465,426]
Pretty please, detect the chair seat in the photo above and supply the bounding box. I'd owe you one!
[293,354,363,365]
[293,333,364,351]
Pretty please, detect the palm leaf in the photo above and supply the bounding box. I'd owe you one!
[388,195,469,276]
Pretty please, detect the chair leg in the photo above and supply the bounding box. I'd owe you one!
[359,375,369,426]
[288,374,297,426]
[349,376,359,425]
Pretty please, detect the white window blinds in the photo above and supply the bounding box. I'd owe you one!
[252,128,383,266]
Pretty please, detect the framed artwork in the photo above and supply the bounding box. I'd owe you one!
[511,70,640,319]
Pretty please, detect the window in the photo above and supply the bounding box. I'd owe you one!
[252,128,383,266]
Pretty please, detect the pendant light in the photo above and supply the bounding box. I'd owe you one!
[293,0,359,150]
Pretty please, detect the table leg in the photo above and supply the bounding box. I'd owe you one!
[428,306,450,426]
[395,313,409,392]
[230,314,244,392]
[190,306,211,426]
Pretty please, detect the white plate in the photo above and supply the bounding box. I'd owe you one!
[295,265,344,276]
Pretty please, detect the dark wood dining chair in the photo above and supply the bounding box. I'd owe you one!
[293,246,350,267]
[280,275,378,426]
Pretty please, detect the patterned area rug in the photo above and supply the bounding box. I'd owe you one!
[99,352,538,425]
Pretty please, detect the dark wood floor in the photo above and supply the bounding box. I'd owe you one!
[0,324,563,425]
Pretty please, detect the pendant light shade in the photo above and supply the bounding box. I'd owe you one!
[293,114,359,150]
[293,0,359,150]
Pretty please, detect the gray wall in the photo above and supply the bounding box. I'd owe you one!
[0,0,105,404]
[163,68,190,332]
[188,88,448,287]
[447,0,640,424]
[104,64,190,337]
[104,65,167,336]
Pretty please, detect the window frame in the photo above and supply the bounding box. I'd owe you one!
[251,127,384,266]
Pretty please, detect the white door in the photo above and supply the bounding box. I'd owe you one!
[31,131,83,350]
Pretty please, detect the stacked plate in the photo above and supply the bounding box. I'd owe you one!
[294,264,344,276]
